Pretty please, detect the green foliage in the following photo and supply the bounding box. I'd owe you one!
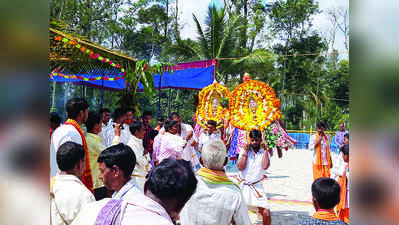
[139,89,198,126]
[269,0,319,39]
[193,5,239,60]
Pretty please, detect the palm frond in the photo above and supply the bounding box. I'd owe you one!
[193,14,210,59]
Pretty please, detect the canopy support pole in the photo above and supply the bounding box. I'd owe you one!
[100,76,104,109]
[51,81,56,112]
[157,73,162,117]
[167,88,172,117]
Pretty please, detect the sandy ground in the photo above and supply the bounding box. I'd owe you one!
[225,149,341,225]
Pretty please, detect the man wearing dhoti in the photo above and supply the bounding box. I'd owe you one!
[237,129,271,225]
[310,122,333,180]
[180,139,251,225]
[126,121,151,191]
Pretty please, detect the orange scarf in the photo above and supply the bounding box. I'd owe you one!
[315,133,331,167]
[312,209,339,221]
[338,164,349,211]
[65,119,94,193]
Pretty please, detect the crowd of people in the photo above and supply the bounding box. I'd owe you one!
[49,97,350,225]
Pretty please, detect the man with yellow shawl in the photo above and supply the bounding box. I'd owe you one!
[180,139,251,225]
[310,122,333,180]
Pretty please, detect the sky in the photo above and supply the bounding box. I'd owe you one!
[175,0,349,58]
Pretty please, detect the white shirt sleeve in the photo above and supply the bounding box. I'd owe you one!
[184,124,193,132]
[309,134,316,150]
[198,134,205,149]
[50,128,82,178]
[233,193,252,225]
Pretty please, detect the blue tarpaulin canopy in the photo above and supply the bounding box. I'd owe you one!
[50,59,216,91]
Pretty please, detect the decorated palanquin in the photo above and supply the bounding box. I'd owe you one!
[193,82,230,142]
[226,74,295,160]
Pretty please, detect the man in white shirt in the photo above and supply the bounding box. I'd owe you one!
[97,143,142,201]
[237,129,271,225]
[98,108,111,141]
[170,112,199,169]
[51,142,95,225]
[71,159,198,225]
[102,108,132,147]
[50,98,93,192]
[331,133,349,181]
[198,119,221,153]
[180,139,251,225]
[99,108,111,130]
[127,121,151,191]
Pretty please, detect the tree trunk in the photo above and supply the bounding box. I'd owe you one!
[174,0,179,37]
[164,0,168,39]
[58,0,65,19]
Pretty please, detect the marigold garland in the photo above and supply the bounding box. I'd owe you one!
[229,80,282,131]
[196,83,230,129]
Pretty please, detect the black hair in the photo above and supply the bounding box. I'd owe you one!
[312,177,341,209]
[66,98,89,119]
[344,133,349,139]
[207,120,217,128]
[317,121,326,129]
[170,112,180,119]
[85,111,101,133]
[129,121,143,136]
[50,112,61,124]
[249,129,262,139]
[113,108,126,121]
[149,130,159,140]
[340,144,349,156]
[164,120,178,132]
[142,111,152,118]
[157,116,165,122]
[97,143,136,178]
[99,108,111,115]
[56,142,85,171]
[145,158,197,207]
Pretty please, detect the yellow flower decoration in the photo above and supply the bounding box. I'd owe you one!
[229,80,282,131]
[196,83,230,129]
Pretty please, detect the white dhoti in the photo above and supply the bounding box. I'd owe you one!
[240,180,270,209]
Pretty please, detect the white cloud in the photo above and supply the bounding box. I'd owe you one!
[175,0,213,40]
[178,0,349,58]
